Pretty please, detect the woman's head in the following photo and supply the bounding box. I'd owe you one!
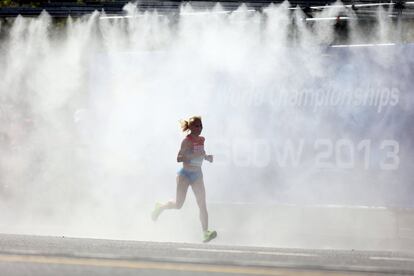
[180,116,203,135]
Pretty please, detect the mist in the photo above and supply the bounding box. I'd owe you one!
[0,1,413,248]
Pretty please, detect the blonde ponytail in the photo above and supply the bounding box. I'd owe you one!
[180,119,189,132]
[180,116,202,132]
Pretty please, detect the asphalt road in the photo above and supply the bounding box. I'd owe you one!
[0,234,413,276]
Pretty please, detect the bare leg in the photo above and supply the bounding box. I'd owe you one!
[163,175,190,210]
[152,175,190,221]
[191,176,208,232]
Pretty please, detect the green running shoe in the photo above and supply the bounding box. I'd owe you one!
[203,230,217,243]
[151,202,163,221]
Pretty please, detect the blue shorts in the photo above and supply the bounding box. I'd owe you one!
[178,168,202,183]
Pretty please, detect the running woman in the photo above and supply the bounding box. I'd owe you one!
[151,116,217,243]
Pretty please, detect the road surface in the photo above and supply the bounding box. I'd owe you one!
[0,234,413,275]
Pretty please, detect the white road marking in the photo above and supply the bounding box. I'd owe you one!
[179,248,246,254]
[257,251,318,257]
[370,257,414,262]
[331,43,396,48]
[178,248,318,257]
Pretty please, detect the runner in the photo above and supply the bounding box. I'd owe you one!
[151,116,217,243]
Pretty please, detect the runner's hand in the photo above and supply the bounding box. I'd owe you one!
[205,155,213,163]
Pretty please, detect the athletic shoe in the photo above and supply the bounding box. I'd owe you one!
[151,202,163,221]
[203,230,217,243]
